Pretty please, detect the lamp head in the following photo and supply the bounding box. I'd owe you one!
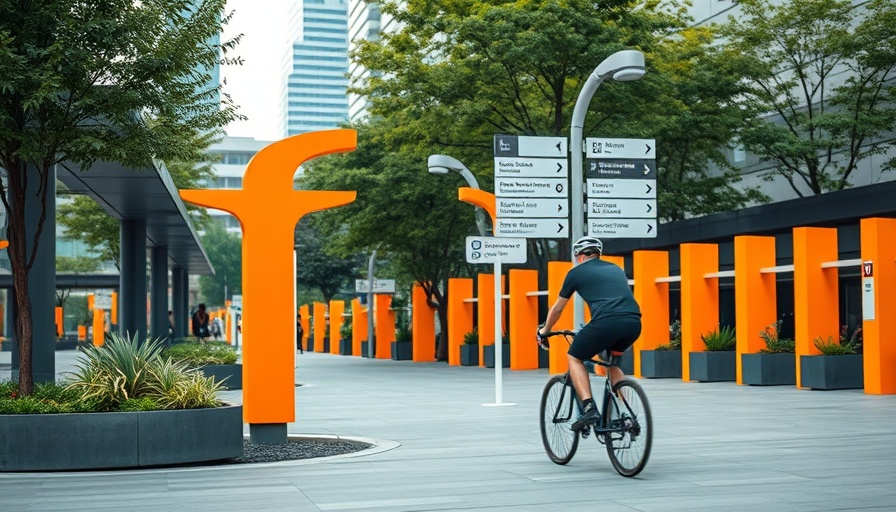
[613,67,646,82]
[428,154,466,175]
[595,49,646,82]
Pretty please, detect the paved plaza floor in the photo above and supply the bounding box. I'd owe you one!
[1,349,895,511]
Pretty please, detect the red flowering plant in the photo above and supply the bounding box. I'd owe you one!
[759,320,795,353]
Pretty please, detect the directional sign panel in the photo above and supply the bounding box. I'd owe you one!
[588,219,656,238]
[494,157,567,178]
[586,159,656,179]
[585,138,655,159]
[497,198,567,218]
[588,179,655,198]
[495,218,568,238]
[355,279,396,294]
[589,198,655,218]
[496,177,567,198]
[495,135,567,158]
[465,236,528,264]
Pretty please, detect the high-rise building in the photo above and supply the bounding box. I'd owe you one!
[280,0,350,137]
[347,0,400,122]
[205,137,274,235]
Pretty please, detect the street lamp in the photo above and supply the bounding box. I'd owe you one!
[427,154,489,237]
[570,49,646,328]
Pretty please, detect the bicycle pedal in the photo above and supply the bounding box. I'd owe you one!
[580,427,590,439]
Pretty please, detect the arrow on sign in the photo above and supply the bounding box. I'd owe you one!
[646,183,653,194]
[647,203,653,213]
[556,162,563,173]
[647,224,654,233]
[645,143,652,155]
[557,223,564,233]
[557,204,564,212]
[555,142,562,152]
[643,164,652,175]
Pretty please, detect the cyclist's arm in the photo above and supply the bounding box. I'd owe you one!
[539,296,569,336]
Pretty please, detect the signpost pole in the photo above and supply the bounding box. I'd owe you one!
[483,257,516,407]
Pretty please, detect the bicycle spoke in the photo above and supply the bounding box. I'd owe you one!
[603,379,652,477]
[540,375,579,465]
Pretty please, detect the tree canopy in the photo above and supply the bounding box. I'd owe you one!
[198,219,242,308]
[720,0,896,195]
[0,0,242,394]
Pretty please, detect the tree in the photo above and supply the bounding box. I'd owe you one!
[198,220,241,308]
[720,0,896,196]
[0,0,243,395]
[352,0,764,225]
[55,255,101,308]
[295,219,363,304]
[301,123,475,360]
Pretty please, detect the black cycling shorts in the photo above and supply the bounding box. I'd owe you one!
[568,317,641,362]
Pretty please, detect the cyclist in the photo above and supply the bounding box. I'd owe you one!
[536,236,642,430]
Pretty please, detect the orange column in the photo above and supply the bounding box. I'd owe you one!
[374,294,393,359]
[632,251,669,378]
[734,236,777,384]
[509,269,539,370]
[861,218,896,394]
[329,300,345,355]
[447,278,474,366]
[794,227,839,387]
[412,284,436,362]
[110,292,118,325]
[299,305,310,351]
[477,273,495,367]
[93,309,105,346]
[680,244,719,382]
[55,306,63,340]
[313,302,327,353]
[351,298,366,356]
[547,261,573,374]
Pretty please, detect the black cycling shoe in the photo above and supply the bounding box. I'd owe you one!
[571,407,600,431]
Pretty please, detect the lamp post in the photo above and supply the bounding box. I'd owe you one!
[427,154,489,237]
[570,50,646,328]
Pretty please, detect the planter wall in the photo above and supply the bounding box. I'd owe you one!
[339,338,353,355]
[199,364,242,390]
[742,353,795,386]
[307,337,315,352]
[483,344,510,368]
[690,351,736,382]
[800,354,864,390]
[0,404,243,471]
[460,345,479,366]
[391,341,412,361]
[640,350,682,378]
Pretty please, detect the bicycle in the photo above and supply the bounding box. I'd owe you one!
[538,330,653,477]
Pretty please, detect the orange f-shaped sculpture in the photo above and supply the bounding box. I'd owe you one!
[181,130,357,429]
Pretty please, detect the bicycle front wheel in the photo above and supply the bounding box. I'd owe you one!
[539,375,579,465]
[602,378,653,477]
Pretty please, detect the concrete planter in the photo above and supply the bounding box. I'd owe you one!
[742,353,795,386]
[339,338,353,355]
[460,344,479,366]
[483,344,510,368]
[199,364,242,390]
[391,341,412,361]
[0,404,243,471]
[800,354,864,390]
[361,341,372,358]
[690,351,736,382]
[307,337,315,352]
[640,350,682,378]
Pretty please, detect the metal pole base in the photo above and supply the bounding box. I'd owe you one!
[248,423,288,444]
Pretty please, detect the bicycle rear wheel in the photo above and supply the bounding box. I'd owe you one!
[601,378,652,477]
[539,375,579,465]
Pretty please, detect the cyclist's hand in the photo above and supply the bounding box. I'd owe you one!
[536,325,549,350]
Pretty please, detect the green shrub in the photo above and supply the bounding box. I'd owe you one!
[813,326,862,355]
[759,320,795,354]
[0,381,98,414]
[657,320,682,350]
[700,326,736,351]
[118,397,163,412]
[340,321,352,340]
[65,332,223,412]
[163,341,238,366]
[463,328,479,345]
[395,324,412,342]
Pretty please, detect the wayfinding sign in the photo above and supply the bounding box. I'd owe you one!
[585,138,657,238]
[494,134,569,238]
[465,236,527,264]
[355,279,396,294]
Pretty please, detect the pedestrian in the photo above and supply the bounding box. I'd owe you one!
[296,313,304,354]
[191,303,210,341]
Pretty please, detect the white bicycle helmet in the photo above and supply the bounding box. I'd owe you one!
[573,236,603,256]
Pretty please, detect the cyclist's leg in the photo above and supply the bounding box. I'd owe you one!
[606,320,642,387]
[567,321,608,402]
